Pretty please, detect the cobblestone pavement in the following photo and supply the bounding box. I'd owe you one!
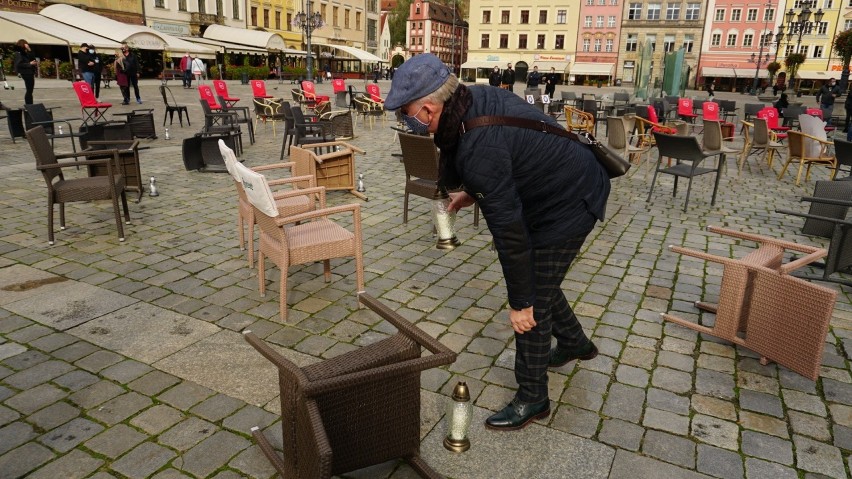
[0,78,850,479]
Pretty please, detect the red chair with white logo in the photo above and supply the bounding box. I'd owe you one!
[331,78,346,94]
[677,98,698,123]
[72,81,112,124]
[757,107,789,140]
[251,80,273,99]
[805,108,837,132]
[300,80,330,104]
[213,80,240,107]
[199,85,223,111]
[366,83,384,104]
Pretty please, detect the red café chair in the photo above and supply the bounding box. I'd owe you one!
[805,108,837,132]
[300,80,330,104]
[331,78,346,94]
[199,85,223,111]
[213,80,240,107]
[251,80,273,99]
[757,107,789,140]
[366,83,384,104]
[647,105,676,133]
[677,98,698,123]
[701,101,734,136]
[72,81,112,124]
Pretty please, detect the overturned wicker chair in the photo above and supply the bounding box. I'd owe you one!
[244,292,457,478]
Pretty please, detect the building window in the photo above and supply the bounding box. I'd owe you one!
[647,3,660,20]
[818,21,828,35]
[287,13,292,30]
[663,35,675,52]
[583,39,591,52]
[481,34,490,48]
[263,8,269,28]
[332,6,338,26]
[711,33,721,46]
[482,10,491,23]
[731,9,741,21]
[628,3,642,20]
[344,9,350,28]
[625,33,637,51]
[520,10,529,24]
[599,0,606,4]
[714,9,724,21]
[666,3,680,20]
[518,34,527,49]
[178,0,186,11]
[814,45,824,58]
[250,6,257,26]
[726,33,737,47]
[275,11,280,29]
[539,10,547,23]
[846,19,852,30]
[747,8,758,22]
[501,10,510,23]
[154,0,164,8]
[356,12,361,30]
[555,35,565,49]
[368,18,377,42]
[743,33,753,47]
[232,0,239,19]
[608,16,616,27]
[825,0,833,7]
[216,0,222,17]
[586,0,593,4]
[594,38,602,52]
[611,0,618,4]
[557,10,566,24]
[537,34,545,48]
[605,39,613,52]
[198,0,205,13]
[683,35,693,52]
[686,3,700,20]
[596,15,604,27]
[585,16,592,27]
[764,8,774,21]
[499,34,509,48]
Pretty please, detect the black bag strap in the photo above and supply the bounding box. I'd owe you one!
[460,115,598,147]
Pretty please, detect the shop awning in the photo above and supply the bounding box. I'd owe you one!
[461,60,503,69]
[39,4,215,59]
[312,42,382,62]
[0,11,121,50]
[203,25,287,51]
[796,70,835,80]
[702,67,738,77]
[181,37,267,55]
[570,62,614,76]
[533,61,570,71]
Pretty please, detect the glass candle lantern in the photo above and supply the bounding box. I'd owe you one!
[432,187,460,250]
[444,381,472,452]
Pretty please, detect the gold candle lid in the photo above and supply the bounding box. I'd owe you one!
[452,381,470,402]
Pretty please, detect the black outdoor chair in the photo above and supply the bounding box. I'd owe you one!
[199,99,242,155]
[218,94,255,144]
[777,180,852,286]
[647,132,724,212]
[24,103,86,153]
[159,85,190,127]
[833,137,852,181]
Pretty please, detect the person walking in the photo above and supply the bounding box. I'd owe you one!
[526,66,541,89]
[191,55,205,86]
[488,66,502,87]
[114,48,130,105]
[817,78,842,125]
[543,67,558,99]
[501,63,515,92]
[180,52,192,88]
[89,46,102,99]
[13,39,37,105]
[121,43,142,104]
[706,81,715,98]
[77,43,95,87]
[384,54,610,431]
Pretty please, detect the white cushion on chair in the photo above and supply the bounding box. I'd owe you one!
[799,114,827,158]
[235,162,279,217]
[218,139,240,183]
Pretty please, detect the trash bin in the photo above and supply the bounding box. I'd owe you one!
[597,80,603,88]
[241,72,249,85]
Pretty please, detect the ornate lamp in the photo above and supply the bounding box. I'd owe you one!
[444,381,472,452]
[292,0,325,81]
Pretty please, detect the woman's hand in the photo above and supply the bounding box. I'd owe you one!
[509,307,536,334]
[448,191,475,212]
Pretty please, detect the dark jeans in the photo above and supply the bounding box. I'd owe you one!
[92,73,101,98]
[21,74,34,104]
[183,69,192,87]
[128,73,140,101]
[514,235,590,403]
[545,85,556,99]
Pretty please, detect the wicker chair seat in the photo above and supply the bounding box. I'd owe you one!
[283,218,356,262]
[54,175,125,202]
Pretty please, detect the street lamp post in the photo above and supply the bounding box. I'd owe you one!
[772,0,824,90]
[293,0,324,81]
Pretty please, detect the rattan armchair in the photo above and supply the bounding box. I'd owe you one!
[778,130,837,186]
[563,105,595,133]
[219,140,319,268]
[353,94,385,130]
[243,292,456,478]
[398,132,479,226]
[663,226,836,380]
[235,161,364,321]
[26,126,130,245]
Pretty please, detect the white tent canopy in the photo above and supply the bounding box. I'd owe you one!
[180,37,267,55]
[571,62,614,76]
[313,42,382,62]
[203,25,287,51]
[0,11,121,50]
[797,70,835,80]
[461,60,502,69]
[39,4,215,59]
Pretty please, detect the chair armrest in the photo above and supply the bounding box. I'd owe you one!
[87,139,140,150]
[707,225,824,256]
[269,174,316,188]
[54,149,120,160]
[741,120,754,128]
[273,186,327,208]
[131,109,154,115]
[36,155,117,170]
[800,196,852,208]
[668,245,737,267]
[273,203,359,226]
[304,141,366,155]
[252,162,296,173]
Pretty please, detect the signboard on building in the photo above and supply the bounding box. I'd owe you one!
[151,21,190,37]
[534,54,570,62]
[0,0,38,12]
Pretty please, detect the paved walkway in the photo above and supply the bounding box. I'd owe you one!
[0,78,849,479]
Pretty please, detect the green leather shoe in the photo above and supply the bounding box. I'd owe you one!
[484,398,550,431]
[548,341,598,368]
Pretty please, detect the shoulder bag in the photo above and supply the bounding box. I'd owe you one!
[460,115,630,178]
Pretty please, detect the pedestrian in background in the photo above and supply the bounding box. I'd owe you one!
[121,43,142,104]
[13,39,37,104]
[90,45,101,99]
[114,48,130,105]
[180,52,192,88]
[526,66,541,89]
[488,66,502,87]
[501,63,514,92]
[191,55,205,86]
[77,43,95,87]
[385,54,610,432]
[817,78,841,125]
[543,67,558,99]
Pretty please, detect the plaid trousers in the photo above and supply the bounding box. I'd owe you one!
[514,235,590,403]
